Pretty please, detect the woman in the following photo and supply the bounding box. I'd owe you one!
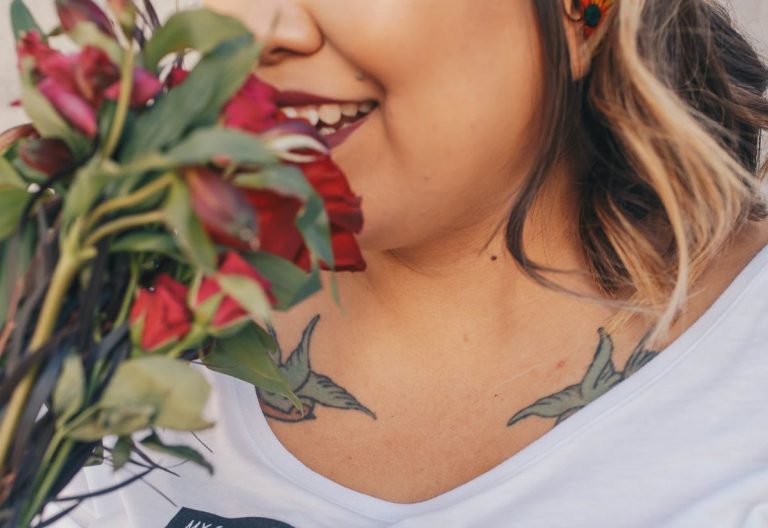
[59,0,768,526]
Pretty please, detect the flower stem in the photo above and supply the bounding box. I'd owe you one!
[83,172,174,233]
[0,247,82,478]
[20,436,75,527]
[83,210,165,249]
[99,44,134,162]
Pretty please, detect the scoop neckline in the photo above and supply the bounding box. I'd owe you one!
[227,242,768,523]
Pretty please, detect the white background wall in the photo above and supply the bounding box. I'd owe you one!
[0,0,765,129]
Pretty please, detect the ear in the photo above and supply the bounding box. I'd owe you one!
[561,3,592,81]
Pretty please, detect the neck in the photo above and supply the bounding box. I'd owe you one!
[311,166,617,373]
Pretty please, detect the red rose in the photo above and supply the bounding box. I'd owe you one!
[129,274,193,351]
[195,252,278,330]
[242,156,366,272]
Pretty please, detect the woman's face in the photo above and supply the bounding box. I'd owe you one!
[201,0,546,253]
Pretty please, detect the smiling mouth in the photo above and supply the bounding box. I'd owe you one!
[278,101,378,146]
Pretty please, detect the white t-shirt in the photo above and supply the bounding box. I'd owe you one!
[52,242,768,528]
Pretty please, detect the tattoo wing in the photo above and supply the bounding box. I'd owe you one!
[506,384,584,426]
[300,372,377,420]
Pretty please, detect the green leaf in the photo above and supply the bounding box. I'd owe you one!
[60,157,115,230]
[17,57,90,158]
[0,223,35,327]
[165,127,277,166]
[109,230,184,260]
[245,251,321,310]
[52,351,85,424]
[68,356,213,440]
[0,185,30,240]
[111,435,133,470]
[295,193,334,269]
[67,21,122,63]
[204,323,302,412]
[234,165,314,201]
[119,37,260,163]
[0,156,26,188]
[10,0,45,42]
[162,179,216,273]
[215,274,272,322]
[140,431,213,474]
[142,8,253,72]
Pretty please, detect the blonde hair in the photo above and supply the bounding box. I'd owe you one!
[505,0,768,347]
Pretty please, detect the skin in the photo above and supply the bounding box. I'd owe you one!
[203,0,768,504]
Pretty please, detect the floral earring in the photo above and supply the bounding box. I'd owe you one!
[564,0,615,39]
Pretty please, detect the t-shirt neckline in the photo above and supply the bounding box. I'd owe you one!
[228,242,768,523]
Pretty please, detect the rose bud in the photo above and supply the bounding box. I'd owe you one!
[55,0,116,39]
[185,166,260,250]
[106,0,137,36]
[129,274,193,352]
[0,123,38,154]
[37,77,98,138]
[19,137,73,176]
[221,74,280,134]
[194,251,278,330]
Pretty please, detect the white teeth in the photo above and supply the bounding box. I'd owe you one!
[281,101,377,126]
[298,107,320,126]
[319,127,336,136]
[318,104,342,125]
[340,103,358,117]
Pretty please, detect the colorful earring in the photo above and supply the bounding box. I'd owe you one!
[565,0,615,39]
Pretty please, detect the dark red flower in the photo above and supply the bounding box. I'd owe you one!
[37,76,99,137]
[195,252,278,329]
[19,136,73,175]
[240,155,366,272]
[243,188,305,262]
[55,0,116,39]
[16,31,161,137]
[16,30,56,66]
[104,67,163,108]
[129,274,192,351]
[221,74,280,133]
[185,166,260,250]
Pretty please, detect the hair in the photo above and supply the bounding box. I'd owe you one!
[502,0,768,346]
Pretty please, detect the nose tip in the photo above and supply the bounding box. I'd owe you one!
[255,3,323,66]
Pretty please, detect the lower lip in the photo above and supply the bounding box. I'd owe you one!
[322,110,373,149]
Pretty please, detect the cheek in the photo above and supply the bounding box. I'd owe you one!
[334,2,543,250]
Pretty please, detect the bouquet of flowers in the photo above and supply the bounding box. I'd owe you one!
[0,0,366,524]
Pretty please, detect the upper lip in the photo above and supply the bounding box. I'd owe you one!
[274,90,374,107]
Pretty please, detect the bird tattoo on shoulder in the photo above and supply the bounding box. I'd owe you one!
[506,327,659,428]
[257,314,377,423]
